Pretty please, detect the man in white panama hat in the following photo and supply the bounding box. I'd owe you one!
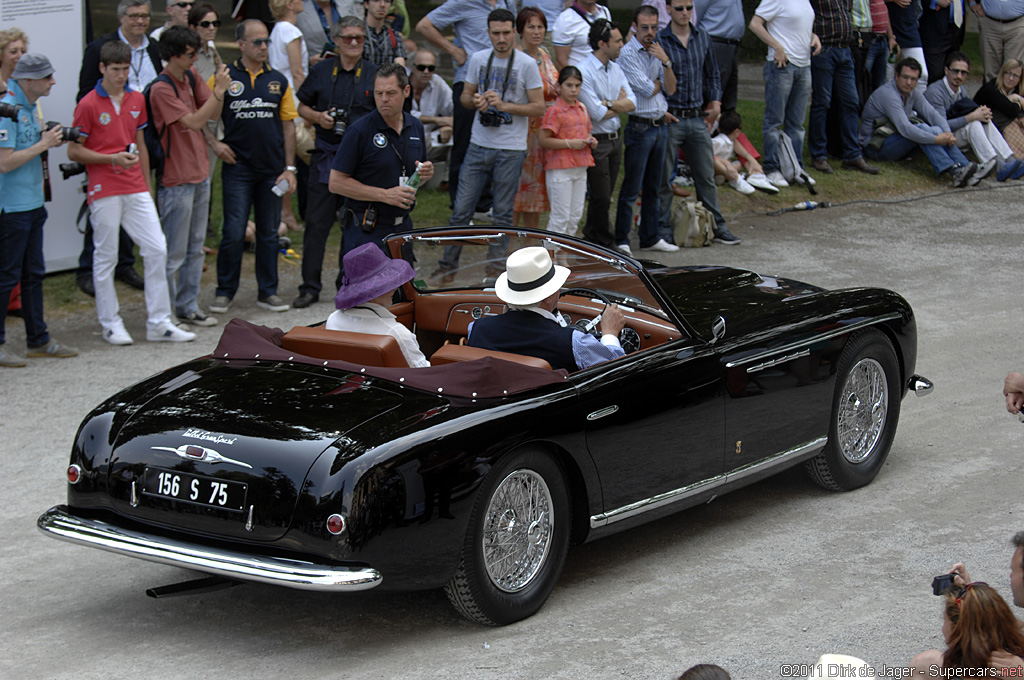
[467,246,625,371]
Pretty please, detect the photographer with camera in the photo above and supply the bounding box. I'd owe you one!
[290,16,375,309]
[0,53,78,367]
[69,41,195,346]
[328,63,431,257]
[431,8,544,283]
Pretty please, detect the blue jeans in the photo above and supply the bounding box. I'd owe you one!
[864,37,890,95]
[659,117,725,241]
[0,207,49,347]
[217,162,282,300]
[615,120,666,248]
[158,179,211,317]
[863,124,969,174]
[809,46,863,161]
[763,61,811,175]
[441,143,526,268]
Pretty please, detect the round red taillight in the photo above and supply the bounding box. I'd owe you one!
[67,464,82,485]
[326,513,346,535]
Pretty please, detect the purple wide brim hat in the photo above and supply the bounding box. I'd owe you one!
[334,243,416,310]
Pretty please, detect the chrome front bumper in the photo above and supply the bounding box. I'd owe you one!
[908,374,934,396]
[38,506,382,591]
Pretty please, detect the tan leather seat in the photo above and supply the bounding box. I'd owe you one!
[430,343,552,370]
[281,326,409,368]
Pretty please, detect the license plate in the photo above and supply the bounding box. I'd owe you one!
[142,467,247,512]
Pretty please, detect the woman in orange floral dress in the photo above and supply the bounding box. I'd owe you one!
[513,7,559,229]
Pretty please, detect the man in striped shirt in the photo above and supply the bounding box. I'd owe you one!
[657,0,741,245]
[614,5,677,253]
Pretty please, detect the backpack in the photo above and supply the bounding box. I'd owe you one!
[777,132,817,195]
[672,198,714,248]
[142,69,196,182]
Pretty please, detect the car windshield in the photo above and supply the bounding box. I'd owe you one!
[400,229,670,318]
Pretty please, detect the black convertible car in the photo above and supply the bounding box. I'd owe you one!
[39,226,932,625]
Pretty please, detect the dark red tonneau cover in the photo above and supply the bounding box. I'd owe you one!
[211,319,571,399]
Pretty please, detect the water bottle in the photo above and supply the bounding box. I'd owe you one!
[405,164,422,190]
[794,201,818,210]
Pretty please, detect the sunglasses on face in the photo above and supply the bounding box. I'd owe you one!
[249,38,271,47]
[672,4,694,11]
[173,1,193,8]
[414,63,436,72]
[196,19,221,28]
[947,68,969,76]
[338,34,366,44]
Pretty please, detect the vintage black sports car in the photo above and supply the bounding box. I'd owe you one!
[39,226,932,625]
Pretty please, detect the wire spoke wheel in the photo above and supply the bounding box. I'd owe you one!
[482,470,553,592]
[837,358,888,464]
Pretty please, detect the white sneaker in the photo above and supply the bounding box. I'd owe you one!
[728,176,756,195]
[103,324,134,346]
[147,320,197,343]
[746,172,780,194]
[616,243,633,256]
[641,238,680,252]
[766,171,789,187]
[804,172,817,186]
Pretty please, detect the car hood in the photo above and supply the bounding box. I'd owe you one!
[103,362,406,542]
[649,265,825,337]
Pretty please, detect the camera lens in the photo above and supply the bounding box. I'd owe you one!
[0,101,22,120]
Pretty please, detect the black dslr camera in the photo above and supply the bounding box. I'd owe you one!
[46,121,84,143]
[0,101,22,120]
[479,107,512,127]
[932,573,959,596]
[328,107,349,137]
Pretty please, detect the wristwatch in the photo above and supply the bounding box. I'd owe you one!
[662,59,672,69]
[285,165,297,173]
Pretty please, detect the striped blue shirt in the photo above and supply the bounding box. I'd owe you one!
[658,22,721,109]
[616,36,669,118]
[578,53,637,134]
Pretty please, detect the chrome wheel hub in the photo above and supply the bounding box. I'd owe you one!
[482,469,554,593]
[837,358,888,463]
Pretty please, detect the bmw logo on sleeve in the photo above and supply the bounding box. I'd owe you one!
[373,132,387,148]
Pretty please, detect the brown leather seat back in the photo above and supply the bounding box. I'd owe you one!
[430,343,552,370]
[281,326,409,368]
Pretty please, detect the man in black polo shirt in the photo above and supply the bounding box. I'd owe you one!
[329,63,432,258]
[207,19,298,315]
[291,16,376,309]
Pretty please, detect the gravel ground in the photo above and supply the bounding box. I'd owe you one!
[2,182,1022,680]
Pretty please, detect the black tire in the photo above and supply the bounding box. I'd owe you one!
[443,449,571,626]
[806,329,901,491]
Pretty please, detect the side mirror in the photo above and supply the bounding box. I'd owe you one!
[710,316,725,346]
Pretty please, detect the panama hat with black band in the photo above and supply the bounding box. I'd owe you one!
[494,247,570,306]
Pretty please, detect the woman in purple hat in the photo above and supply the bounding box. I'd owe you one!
[325,243,430,367]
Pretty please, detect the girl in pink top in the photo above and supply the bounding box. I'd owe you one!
[538,66,597,237]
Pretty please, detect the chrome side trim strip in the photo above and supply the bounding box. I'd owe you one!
[589,437,828,529]
[589,475,727,529]
[586,405,619,421]
[37,507,382,591]
[746,349,810,374]
[724,437,828,485]
[725,314,901,368]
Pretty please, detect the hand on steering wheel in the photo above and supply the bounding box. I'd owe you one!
[559,288,612,335]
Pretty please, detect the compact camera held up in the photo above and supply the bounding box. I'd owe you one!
[478,107,512,127]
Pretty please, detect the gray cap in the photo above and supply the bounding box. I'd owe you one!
[11,54,55,80]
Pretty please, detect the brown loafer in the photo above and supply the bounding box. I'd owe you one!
[812,157,834,174]
[841,157,880,174]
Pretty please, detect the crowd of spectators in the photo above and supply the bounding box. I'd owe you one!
[4,0,1024,367]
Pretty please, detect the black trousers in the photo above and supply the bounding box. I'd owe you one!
[298,151,346,298]
[583,135,622,247]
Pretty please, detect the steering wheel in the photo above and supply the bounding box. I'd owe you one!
[559,287,612,336]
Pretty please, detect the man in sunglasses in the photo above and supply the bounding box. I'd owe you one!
[408,49,454,166]
[290,16,376,309]
[151,0,193,41]
[207,19,299,315]
[657,0,741,246]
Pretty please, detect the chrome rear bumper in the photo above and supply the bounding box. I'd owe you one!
[908,374,934,396]
[38,506,382,591]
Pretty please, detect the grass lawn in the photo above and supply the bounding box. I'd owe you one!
[35,89,968,320]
